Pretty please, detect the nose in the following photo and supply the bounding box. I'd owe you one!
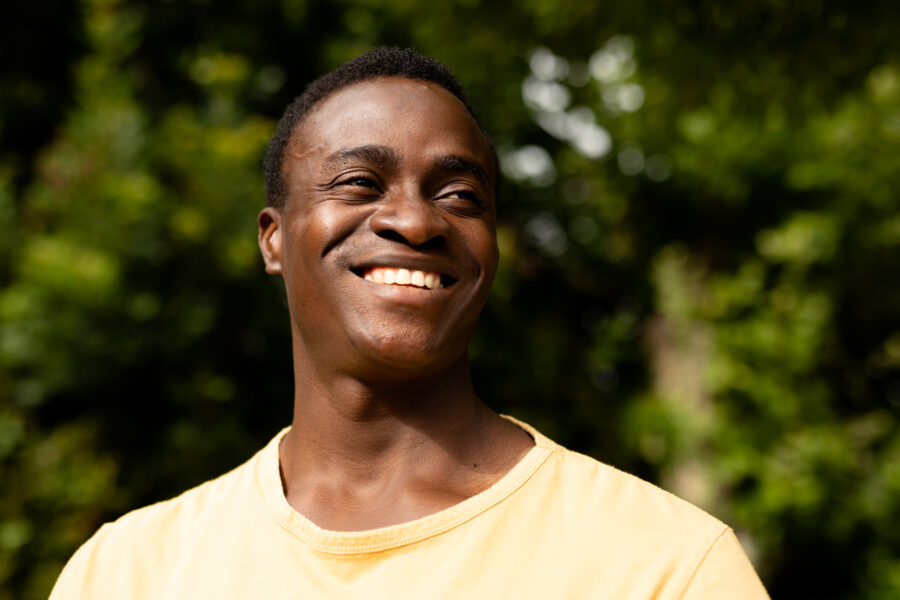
[369,187,450,247]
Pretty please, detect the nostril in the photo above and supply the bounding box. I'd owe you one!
[375,228,446,250]
[376,230,409,244]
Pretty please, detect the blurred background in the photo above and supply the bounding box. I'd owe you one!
[2,0,899,597]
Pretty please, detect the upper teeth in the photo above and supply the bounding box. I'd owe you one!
[363,267,443,289]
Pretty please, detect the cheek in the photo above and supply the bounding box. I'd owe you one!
[287,205,369,266]
[467,223,499,276]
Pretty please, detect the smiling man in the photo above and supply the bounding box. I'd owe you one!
[51,48,769,599]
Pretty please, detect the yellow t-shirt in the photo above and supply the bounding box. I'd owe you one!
[51,419,769,599]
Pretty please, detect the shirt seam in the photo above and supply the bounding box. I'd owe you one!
[267,445,556,554]
[258,419,556,555]
[676,525,732,600]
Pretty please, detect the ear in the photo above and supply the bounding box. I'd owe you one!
[258,206,283,274]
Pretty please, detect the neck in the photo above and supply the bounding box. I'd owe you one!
[279,350,534,531]
[284,352,484,476]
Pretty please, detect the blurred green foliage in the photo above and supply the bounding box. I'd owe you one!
[2,0,899,598]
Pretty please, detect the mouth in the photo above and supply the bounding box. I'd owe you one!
[352,266,456,290]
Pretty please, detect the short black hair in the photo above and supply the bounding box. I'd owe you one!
[263,47,497,208]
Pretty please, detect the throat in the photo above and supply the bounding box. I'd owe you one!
[283,473,473,532]
[279,381,535,532]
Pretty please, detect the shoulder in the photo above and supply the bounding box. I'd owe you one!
[544,444,727,542]
[506,421,768,598]
[50,436,275,599]
[558,445,719,522]
[510,417,727,544]
[101,444,261,541]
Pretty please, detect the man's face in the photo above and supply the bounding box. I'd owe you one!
[259,77,498,378]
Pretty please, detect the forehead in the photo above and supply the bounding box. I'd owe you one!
[288,77,492,171]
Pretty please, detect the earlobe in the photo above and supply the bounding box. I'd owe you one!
[258,207,284,274]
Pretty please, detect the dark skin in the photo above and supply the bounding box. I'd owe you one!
[257,77,534,531]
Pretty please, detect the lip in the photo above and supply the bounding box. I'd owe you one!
[359,279,453,307]
[349,252,460,287]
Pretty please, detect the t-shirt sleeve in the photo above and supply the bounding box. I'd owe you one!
[48,524,109,600]
[680,528,770,600]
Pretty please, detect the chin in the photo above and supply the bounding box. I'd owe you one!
[351,332,468,379]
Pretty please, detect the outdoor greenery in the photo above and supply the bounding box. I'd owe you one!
[2,0,899,597]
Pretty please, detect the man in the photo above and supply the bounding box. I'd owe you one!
[51,47,769,598]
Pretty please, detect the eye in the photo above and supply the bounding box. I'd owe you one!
[339,175,380,190]
[328,174,384,201]
[435,187,487,215]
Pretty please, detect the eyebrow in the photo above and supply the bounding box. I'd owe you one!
[434,155,490,187]
[322,145,490,187]
[323,145,400,170]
